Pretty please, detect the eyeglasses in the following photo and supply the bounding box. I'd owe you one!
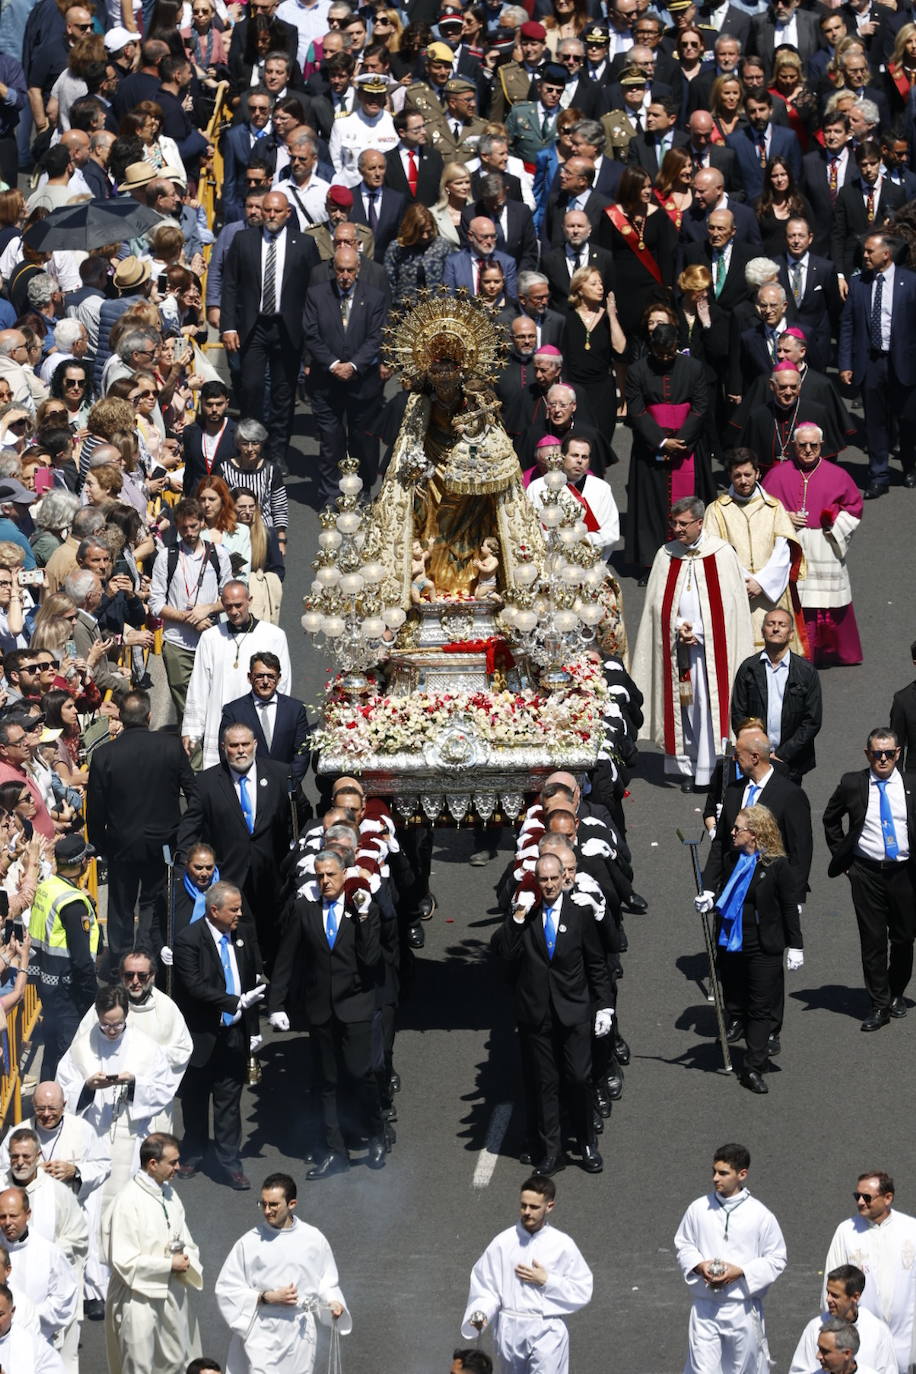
[124,970,154,983]
[869,749,898,760]
[98,1019,126,1032]
[252,671,278,681]
[238,439,261,448]
[257,1199,284,1209]
[731,825,751,834]
[853,1191,878,1203]
[795,441,819,449]
[70,19,92,28]
[136,389,157,398]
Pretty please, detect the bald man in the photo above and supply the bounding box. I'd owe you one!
[302,242,388,506]
[681,166,762,248]
[220,189,320,467]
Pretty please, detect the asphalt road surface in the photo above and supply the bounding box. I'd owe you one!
[72,398,916,1374]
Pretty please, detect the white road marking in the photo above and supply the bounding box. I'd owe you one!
[472,1102,513,1189]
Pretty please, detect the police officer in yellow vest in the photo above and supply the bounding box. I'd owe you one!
[29,834,100,1079]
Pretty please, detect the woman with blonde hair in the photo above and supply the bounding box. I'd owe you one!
[30,591,81,656]
[708,75,744,143]
[708,803,803,1094]
[563,266,626,439]
[431,162,473,245]
[384,203,451,307]
[887,22,916,111]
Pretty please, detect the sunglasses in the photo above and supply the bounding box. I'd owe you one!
[63,378,85,387]
[853,1191,880,1203]
[869,749,898,760]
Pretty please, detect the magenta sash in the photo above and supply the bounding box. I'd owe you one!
[648,400,694,503]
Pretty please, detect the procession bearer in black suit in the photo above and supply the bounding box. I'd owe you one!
[176,721,292,968]
[889,641,916,771]
[824,728,916,1032]
[172,881,265,1190]
[501,853,614,1178]
[268,850,386,1181]
[220,651,311,789]
[220,191,320,467]
[730,608,823,785]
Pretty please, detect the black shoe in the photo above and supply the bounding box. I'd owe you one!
[605,1065,624,1100]
[84,1299,105,1321]
[613,1033,631,1065]
[581,1143,603,1173]
[861,1007,891,1032]
[367,1137,387,1169]
[890,996,908,1018]
[407,923,425,949]
[905,472,916,489]
[227,1170,251,1190]
[592,1108,604,1135]
[622,892,648,915]
[469,848,498,866]
[767,1033,781,1056]
[637,573,649,587]
[864,483,887,500]
[417,892,437,921]
[383,1104,398,1122]
[389,1071,401,1094]
[725,1018,744,1044]
[519,1151,535,1167]
[176,1162,200,1180]
[740,1070,768,1095]
[306,1152,350,1180]
[595,1083,611,1118]
[532,1155,563,1176]
[680,781,695,793]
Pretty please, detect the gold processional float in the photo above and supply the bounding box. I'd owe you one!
[302,289,628,825]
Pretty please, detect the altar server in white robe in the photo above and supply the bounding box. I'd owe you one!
[0,1282,65,1373]
[822,1171,916,1374]
[76,949,193,1133]
[0,1187,79,1351]
[460,1174,593,1374]
[0,1243,42,1340]
[104,1133,203,1374]
[215,1171,351,1374]
[56,985,179,1306]
[181,581,291,767]
[674,1143,787,1374]
[789,1262,897,1374]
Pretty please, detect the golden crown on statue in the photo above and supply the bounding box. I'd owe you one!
[381,288,509,387]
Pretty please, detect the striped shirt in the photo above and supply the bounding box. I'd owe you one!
[214,457,289,531]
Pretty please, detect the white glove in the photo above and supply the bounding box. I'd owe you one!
[269,1011,290,1032]
[239,985,266,1010]
[160,945,173,967]
[594,1008,614,1037]
[249,1034,263,1053]
[786,948,804,971]
[694,891,716,915]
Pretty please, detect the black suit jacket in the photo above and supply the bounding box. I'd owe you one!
[175,757,291,901]
[509,303,565,349]
[181,417,237,496]
[460,199,538,271]
[302,280,387,398]
[749,8,822,67]
[87,725,196,865]
[269,895,381,1026]
[704,770,813,902]
[385,144,444,206]
[221,225,319,350]
[679,197,762,249]
[500,894,613,1028]
[627,129,690,178]
[227,15,298,96]
[776,253,843,371]
[173,917,262,1067]
[831,178,907,277]
[730,652,823,777]
[471,167,523,203]
[890,683,916,772]
[684,239,757,313]
[543,188,611,248]
[801,146,857,256]
[716,856,804,955]
[824,768,916,876]
[349,184,408,262]
[220,691,311,784]
[541,243,615,312]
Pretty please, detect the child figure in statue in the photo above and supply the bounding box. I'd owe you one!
[411,539,435,605]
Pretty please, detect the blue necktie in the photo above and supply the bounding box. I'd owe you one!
[877,780,900,860]
[238,774,254,834]
[219,934,236,1027]
[544,905,557,959]
[746,783,760,807]
[325,901,338,949]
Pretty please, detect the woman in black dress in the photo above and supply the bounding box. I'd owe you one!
[754,156,814,258]
[595,166,677,338]
[562,266,627,442]
[624,319,711,576]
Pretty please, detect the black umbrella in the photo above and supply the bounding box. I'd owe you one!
[22,198,164,252]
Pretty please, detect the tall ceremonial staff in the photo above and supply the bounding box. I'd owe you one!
[162,844,175,997]
[677,825,733,1074]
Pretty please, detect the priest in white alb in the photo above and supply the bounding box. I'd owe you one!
[460,1174,592,1374]
[674,1143,786,1374]
[0,1186,79,1353]
[632,495,754,790]
[215,1171,351,1374]
[703,450,806,653]
[104,1133,202,1374]
[822,1171,916,1374]
[182,580,291,766]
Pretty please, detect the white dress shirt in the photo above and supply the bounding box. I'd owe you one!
[253,693,277,747]
[741,765,774,809]
[872,263,894,351]
[322,897,342,939]
[207,918,242,1022]
[259,228,287,312]
[761,651,790,748]
[230,764,258,824]
[857,769,909,862]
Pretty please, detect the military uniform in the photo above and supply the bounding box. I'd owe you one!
[488,61,540,124]
[602,108,638,160]
[403,80,448,124]
[305,221,376,261]
[505,100,559,167]
[29,867,100,1080]
[328,107,399,186]
[424,110,488,163]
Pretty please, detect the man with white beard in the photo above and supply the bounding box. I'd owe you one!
[0,1187,78,1358]
[104,1133,203,1374]
[460,1174,593,1373]
[0,1282,65,1372]
[215,1171,350,1373]
[3,1129,87,1276]
[76,949,193,1133]
[674,1143,786,1374]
